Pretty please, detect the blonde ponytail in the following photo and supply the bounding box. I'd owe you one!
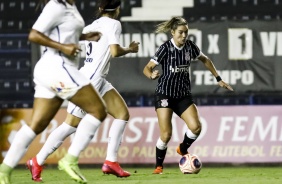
[155,17,188,33]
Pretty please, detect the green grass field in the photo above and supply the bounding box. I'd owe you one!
[11,166,281,184]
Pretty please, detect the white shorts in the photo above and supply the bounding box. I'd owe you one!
[67,76,114,118]
[34,54,90,100]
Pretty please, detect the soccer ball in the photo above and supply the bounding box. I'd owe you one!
[179,153,202,174]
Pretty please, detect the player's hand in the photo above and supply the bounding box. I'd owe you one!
[218,80,234,91]
[150,70,160,80]
[61,44,81,57]
[129,41,140,53]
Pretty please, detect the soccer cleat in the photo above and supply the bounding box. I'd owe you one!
[26,157,43,182]
[58,157,87,184]
[176,144,188,156]
[152,166,163,174]
[0,172,10,184]
[102,160,130,177]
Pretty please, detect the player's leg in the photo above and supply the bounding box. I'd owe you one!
[57,85,107,184]
[67,84,107,159]
[27,112,81,182]
[153,108,173,174]
[57,113,100,184]
[177,103,202,155]
[101,88,130,177]
[0,97,63,183]
[36,113,81,164]
[70,84,107,122]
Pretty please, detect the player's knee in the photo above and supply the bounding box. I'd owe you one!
[190,121,202,136]
[194,122,202,135]
[123,111,130,120]
[97,103,108,120]
[29,120,49,134]
[99,108,108,121]
[161,132,172,143]
[89,107,107,121]
[112,109,130,121]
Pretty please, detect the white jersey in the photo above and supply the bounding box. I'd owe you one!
[32,0,85,66]
[80,17,121,79]
[32,0,90,100]
[66,17,120,117]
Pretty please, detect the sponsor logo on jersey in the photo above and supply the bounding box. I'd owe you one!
[169,65,189,73]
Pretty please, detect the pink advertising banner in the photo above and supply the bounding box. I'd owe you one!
[0,106,281,164]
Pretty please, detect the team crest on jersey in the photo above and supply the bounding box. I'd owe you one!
[185,52,190,61]
[161,99,169,107]
[170,47,174,52]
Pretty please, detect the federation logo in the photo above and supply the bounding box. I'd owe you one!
[51,82,65,92]
[161,99,169,107]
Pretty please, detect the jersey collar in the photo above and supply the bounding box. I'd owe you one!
[171,38,184,50]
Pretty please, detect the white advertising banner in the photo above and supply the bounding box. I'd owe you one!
[0,106,281,164]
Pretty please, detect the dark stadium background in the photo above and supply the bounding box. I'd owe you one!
[1,0,282,108]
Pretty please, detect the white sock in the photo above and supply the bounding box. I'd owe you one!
[106,119,127,162]
[156,137,167,150]
[68,114,101,157]
[186,128,198,139]
[36,122,76,165]
[3,125,36,168]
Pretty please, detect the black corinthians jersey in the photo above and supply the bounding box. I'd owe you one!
[151,39,201,98]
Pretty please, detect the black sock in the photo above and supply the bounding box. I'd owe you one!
[155,146,167,168]
[180,133,196,154]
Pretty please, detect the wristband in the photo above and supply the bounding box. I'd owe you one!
[216,76,222,82]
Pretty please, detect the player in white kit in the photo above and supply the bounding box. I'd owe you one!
[0,1,107,184]
[26,0,139,183]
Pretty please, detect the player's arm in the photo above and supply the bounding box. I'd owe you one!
[29,29,64,51]
[80,32,102,41]
[143,60,160,80]
[198,53,220,78]
[110,41,139,57]
[28,29,80,57]
[198,53,233,91]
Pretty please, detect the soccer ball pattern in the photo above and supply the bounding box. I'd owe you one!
[179,153,202,174]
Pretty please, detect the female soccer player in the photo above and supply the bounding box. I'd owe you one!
[26,0,139,183]
[0,0,107,183]
[143,16,233,174]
